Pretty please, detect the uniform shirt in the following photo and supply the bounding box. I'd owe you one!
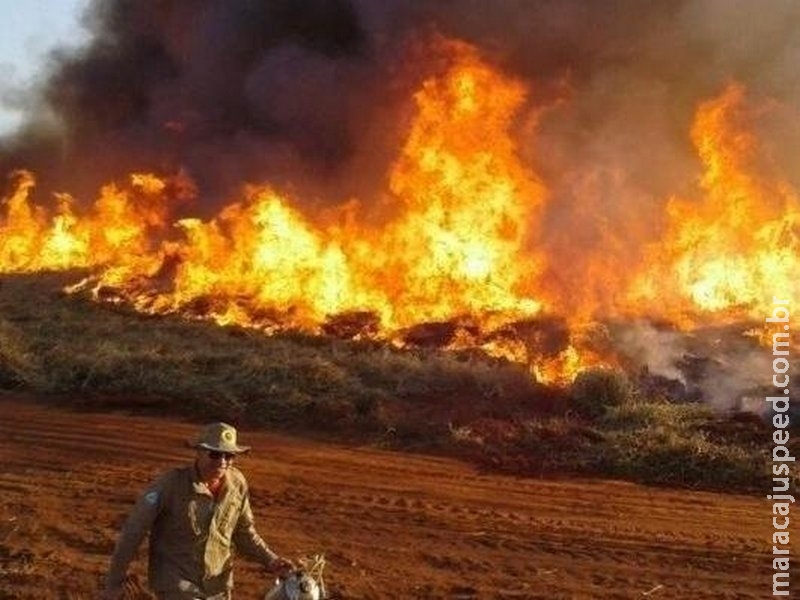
[105,464,279,595]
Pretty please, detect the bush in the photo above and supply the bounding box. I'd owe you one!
[570,368,633,419]
[601,399,709,431]
[599,426,771,490]
[0,319,43,388]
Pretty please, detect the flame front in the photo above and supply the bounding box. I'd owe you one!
[2,39,798,385]
[0,170,174,273]
[2,41,545,327]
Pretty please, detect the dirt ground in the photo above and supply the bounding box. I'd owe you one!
[0,393,775,599]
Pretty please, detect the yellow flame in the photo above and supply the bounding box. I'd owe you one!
[4,42,797,383]
[54,38,545,337]
[366,39,546,327]
[630,83,799,323]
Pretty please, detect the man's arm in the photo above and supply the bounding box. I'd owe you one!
[104,482,163,592]
[231,489,292,573]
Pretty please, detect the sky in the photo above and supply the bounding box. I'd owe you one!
[0,0,90,135]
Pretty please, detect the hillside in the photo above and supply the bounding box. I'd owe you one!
[0,272,787,493]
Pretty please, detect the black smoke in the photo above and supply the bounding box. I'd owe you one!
[0,0,797,219]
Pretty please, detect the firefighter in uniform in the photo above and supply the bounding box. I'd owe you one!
[101,422,293,600]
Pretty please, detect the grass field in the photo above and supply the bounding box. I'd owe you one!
[0,271,790,493]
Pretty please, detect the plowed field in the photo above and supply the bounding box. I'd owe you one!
[0,394,773,599]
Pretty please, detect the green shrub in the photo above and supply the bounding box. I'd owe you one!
[601,399,710,431]
[0,319,43,388]
[600,426,771,490]
[570,368,633,419]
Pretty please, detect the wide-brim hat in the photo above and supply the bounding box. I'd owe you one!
[190,422,251,454]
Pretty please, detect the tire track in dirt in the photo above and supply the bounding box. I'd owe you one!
[0,394,773,599]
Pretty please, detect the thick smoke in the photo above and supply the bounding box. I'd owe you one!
[2,0,797,210]
[0,0,399,207]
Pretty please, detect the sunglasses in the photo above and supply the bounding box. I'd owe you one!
[207,450,237,461]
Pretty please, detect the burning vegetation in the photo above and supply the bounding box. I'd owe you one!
[2,33,798,396]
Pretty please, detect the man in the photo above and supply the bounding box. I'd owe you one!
[101,422,293,600]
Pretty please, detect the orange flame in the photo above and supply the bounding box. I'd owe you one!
[0,170,181,273]
[0,40,546,327]
[2,40,797,384]
[73,39,546,335]
[630,83,800,325]
[365,39,546,327]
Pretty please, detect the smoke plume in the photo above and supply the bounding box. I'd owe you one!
[1,0,796,207]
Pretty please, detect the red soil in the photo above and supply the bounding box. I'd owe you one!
[0,393,773,599]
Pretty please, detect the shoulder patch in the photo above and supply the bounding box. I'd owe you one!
[143,491,159,506]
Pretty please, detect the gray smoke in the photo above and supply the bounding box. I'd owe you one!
[613,321,783,411]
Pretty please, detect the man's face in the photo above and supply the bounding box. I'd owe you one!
[196,449,236,481]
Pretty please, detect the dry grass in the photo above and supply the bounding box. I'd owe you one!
[0,271,546,431]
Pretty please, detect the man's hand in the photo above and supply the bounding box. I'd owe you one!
[267,556,296,576]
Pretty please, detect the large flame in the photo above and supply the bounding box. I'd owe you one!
[366,39,545,327]
[2,41,547,325]
[631,83,800,324]
[86,40,545,333]
[0,171,181,273]
[1,40,797,385]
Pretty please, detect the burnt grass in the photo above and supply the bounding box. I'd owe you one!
[0,271,792,494]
